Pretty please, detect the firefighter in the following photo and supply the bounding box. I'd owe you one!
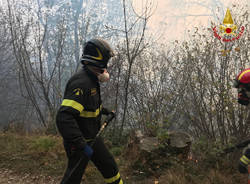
[56,38,123,184]
[234,68,250,174]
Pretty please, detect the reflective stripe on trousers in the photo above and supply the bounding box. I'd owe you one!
[104,172,123,184]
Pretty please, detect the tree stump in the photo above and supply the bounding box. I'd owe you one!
[125,130,192,176]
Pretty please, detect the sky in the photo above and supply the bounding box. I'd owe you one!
[133,0,249,42]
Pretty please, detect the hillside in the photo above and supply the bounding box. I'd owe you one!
[0,132,247,184]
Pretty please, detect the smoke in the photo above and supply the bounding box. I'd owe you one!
[137,0,248,41]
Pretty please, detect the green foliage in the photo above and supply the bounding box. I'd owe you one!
[191,136,237,171]
[192,136,223,155]
[157,128,170,143]
[30,136,56,152]
[145,121,159,137]
[110,146,123,156]
[146,118,173,139]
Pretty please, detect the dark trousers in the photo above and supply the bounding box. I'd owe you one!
[60,137,122,184]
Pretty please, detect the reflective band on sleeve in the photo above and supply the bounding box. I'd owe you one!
[61,99,84,113]
[240,155,250,165]
[80,105,102,118]
[104,172,120,184]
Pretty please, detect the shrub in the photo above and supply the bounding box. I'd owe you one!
[110,146,123,156]
[30,136,56,152]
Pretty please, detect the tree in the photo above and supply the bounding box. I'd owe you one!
[3,0,131,130]
[169,5,250,143]
[6,0,70,128]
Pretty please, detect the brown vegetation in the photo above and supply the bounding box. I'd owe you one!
[0,131,248,184]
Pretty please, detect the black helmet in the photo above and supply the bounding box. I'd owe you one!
[81,38,114,68]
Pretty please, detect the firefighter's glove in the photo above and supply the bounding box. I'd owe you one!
[106,111,115,125]
[83,144,93,158]
[237,88,250,106]
[102,107,113,115]
[109,111,115,119]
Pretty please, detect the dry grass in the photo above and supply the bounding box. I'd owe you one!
[0,132,248,184]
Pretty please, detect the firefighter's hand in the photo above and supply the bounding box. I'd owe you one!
[106,110,115,124]
[83,144,93,158]
[109,110,115,119]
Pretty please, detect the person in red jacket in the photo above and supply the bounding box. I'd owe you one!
[56,38,123,184]
[234,68,250,175]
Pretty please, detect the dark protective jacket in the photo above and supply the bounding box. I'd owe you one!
[238,146,250,173]
[56,67,110,150]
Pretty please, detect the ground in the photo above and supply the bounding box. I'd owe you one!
[0,167,247,184]
[0,133,248,184]
[0,169,60,184]
[0,168,158,184]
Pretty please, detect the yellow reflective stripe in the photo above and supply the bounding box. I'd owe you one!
[238,69,250,80]
[91,48,103,60]
[119,179,123,184]
[240,157,248,165]
[243,155,250,163]
[80,105,102,118]
[240,155,250,165]
[104,172,120,183]
[61,99,84,113]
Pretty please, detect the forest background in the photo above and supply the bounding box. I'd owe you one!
[0,0,249,183]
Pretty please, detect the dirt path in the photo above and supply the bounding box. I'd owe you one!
[1,168,245,184]
[0,169,61,184]
[0,168,151,184]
